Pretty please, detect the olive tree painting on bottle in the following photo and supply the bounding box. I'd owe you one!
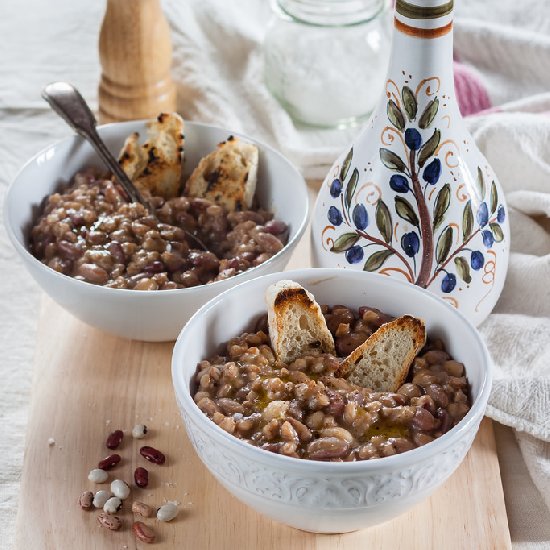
[324,81,506,295]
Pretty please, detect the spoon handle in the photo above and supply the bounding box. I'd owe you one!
[41,82,150,209]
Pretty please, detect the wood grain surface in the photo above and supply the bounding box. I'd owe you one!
[15,184,512,549]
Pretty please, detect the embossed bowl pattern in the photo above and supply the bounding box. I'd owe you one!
[172,269,491,533]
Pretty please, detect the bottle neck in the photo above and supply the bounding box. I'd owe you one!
[276,0,385,26]
[387,0,455,89]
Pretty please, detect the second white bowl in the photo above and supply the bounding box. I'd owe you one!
[172,268,491,533]
[5,120,309,341]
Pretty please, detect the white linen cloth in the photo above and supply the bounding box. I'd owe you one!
[1,0,550,547]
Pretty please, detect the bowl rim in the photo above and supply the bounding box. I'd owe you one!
[172,267,492,472]
[4,118,309,298]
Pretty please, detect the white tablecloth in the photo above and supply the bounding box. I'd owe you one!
[1,1,549,548]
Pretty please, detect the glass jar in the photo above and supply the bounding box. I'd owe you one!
[263,0,391,128]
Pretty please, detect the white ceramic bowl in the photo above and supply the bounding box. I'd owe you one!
[5,120,308,341]
[172,268,492,533]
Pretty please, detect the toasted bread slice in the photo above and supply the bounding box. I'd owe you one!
[185,135,258,211]
[118,112,185,199]
[337,315,426,392]
[266,280,335,363]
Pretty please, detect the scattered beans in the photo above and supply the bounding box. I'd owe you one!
[132,501,153,518]
[93,490,111,509]
[134,467,149,488]
[80,423,186,542]
[140,446,166,465]
[106,430,124,450]
[192,304,471,461]
[133,521,156,543]
[132,424,148,439]
[111,479,130,500]
[88,468,108,484]
[103,496,123,514]
[97,512,122,531]
[157,501,178,522]
[78,491,94,510]
[98,453,121,470]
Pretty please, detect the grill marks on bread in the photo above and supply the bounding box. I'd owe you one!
[266,280,335,364]
[185,135,258,211]
[118,112,185,199]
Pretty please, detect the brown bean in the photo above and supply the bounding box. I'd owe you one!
[436,408,453,434]
[98,453,121,470]
[443,360,464,377]
[262,419,281,441]
[412,371,438,386]
[335,332,369,356]
[197,396,219,415]
[57,240,82,260]
[76,263,109,285]
[218,416,236,434]
[448,402,470,422]
[320,427,354,444]
[425,384,449,408]
[335,323,350,337]
[106,430,124,450]
[161,250,185,272]
[411,395,436,415]
[280,421,299,443]
[263,220,288,235]
[411,408,437,431]
[379,441,397,457]
[97,512,122,531]
[143,260,165,274]
[78,491,93,510]
[133,521,156,543]
[253,232,283,253]
[134,277,159,291]
[397,383,422,399]
[107,242,125,263]
[381,406,415,425]
[217,398,244,415]
[357,442,379,459]
[325,389,345,416]
[132,501,153,518]
[343,402,357,425]
[140,446,166,465]
[391,437,415,454]
[305,411,325,430]
[423,350,449,365]
[287,417,312,442]
[307,437,350,460]
[134,466,149,488]
[412,432,434,447]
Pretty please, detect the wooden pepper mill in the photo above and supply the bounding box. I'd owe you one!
[98,0,177,123]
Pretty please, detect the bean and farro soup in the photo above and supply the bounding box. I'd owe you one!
[29,171,288,290]
[192,305,471,461]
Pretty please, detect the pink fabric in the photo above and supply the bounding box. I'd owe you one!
[454,61,492,116]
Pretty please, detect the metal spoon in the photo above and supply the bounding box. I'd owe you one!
[41,81,153,211]
[42,81,209,252]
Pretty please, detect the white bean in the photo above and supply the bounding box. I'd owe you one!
[111,479,130,500]
[132,424,148,439]
[103,496,122,514]
[157,502,178,522]
[88,468,108,483]
[93,490,111,509]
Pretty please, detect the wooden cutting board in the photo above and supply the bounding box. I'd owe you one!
[15,184,511,549]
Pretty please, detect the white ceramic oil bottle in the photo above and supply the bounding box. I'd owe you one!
[311,0,509,326]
